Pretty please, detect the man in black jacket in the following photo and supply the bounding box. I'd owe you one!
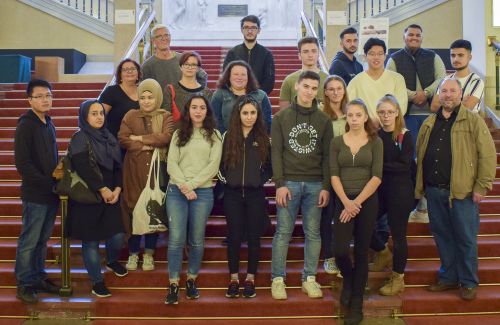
[14,79,60,304]
[328,27,363,85]
[222,15,275,94]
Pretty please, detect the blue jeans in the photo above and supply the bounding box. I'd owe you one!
[128,233,159,255]
[166,185,213,282]
[15,201,58,288]
[425,186,480,288]
[272,181,322,281]
[82,232,124,284]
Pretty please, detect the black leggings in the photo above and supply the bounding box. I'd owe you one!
[370,180,414,274]
[223,187,267,275]
[320,187,335,259]
[334,193,378,299]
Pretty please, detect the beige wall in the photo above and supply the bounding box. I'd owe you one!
[485,0,499,110]
[0,0,113,56]
[324,0,463,62]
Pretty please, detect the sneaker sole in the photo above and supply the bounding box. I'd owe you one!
[105,266,128,277]
[324,269,340,275]
[225,293,240,298]
[165,300,179,305]
[301,287,323,298]
[142,266,155,271]
[243,293,256,298]
[186,295,200,300]
[271,294,287,300]
[92,290,112,298]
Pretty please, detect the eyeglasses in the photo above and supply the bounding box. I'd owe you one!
[182,64,199,69]
[30,94,53,100]
[326,87,344,93]
[121,67,137,73]
[367,51,385,57]
[377,110,397,116]
[154,33,171,40]
[242,26,259,31]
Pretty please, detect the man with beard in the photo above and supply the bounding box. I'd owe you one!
[223,15,275,95]
[142,24,207,108]
[328,27,363,85]
[415,78,495,301]
[431,39,484,113]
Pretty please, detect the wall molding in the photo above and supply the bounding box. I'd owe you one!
[19,0,114,41]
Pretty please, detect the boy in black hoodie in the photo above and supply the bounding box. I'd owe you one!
[328,27,363,85]
[270,71,333,300]
[14,79,60,304]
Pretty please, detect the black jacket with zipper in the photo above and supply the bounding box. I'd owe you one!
[14,109,59,205]
[218,130,272,189]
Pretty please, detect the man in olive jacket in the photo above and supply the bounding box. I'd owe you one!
[415,78,496,301]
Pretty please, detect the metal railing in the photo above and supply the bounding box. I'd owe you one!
[56,0,113,24]
[300,11,329,74]
[488,36,500,111]
[348,0,407,24]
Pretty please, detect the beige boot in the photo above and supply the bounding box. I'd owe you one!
[379,272,405,296]
[369,245,393,271]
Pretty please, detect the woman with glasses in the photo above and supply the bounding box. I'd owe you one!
[369,95,414,296]
[319,75,349,276]
[330,99,382,325]
[164,51,212,128]
[211,60,272,134]
[219,96,272,299]
[99,59,141,139]
[66,100,126,298]
[165,94,222,305]
[118,79,174,273]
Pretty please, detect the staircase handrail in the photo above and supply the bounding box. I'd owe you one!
[99,6,156,96]
[300,11,329,74]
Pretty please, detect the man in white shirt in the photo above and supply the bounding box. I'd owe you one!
[431,39,485,113]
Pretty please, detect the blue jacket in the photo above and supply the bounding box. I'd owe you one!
[211,87,272,134]
[328,51,363,85]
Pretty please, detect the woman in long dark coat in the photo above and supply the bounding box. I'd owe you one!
[67,100,126,298]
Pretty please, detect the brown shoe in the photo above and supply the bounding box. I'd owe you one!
[460,287,477,300]
[427,282,460,292]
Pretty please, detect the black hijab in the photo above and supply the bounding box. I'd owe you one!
[71,99,122,170]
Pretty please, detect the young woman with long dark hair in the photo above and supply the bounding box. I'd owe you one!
[219,95,272,299]
[165,94,222,305]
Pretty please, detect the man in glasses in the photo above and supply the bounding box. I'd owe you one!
[223,15,275,95]
[142,24,208,108]
[14,79,61,304]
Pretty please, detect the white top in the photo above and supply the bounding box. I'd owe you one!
[436,72,485,113]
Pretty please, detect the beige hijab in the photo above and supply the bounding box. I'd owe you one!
[137,78,167,160]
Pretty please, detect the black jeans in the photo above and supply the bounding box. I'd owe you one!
[334,193,378,299]
[223,187,267,275]
[370,179,414,274]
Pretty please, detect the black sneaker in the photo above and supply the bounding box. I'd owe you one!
[106,261,128,277]
[165,283,179,304]
[92,282,112,298]
[16,286,38,304]
[185,278,200,299]
[34,279,61,294]
[225,280,240,298]
[242,280,256,298]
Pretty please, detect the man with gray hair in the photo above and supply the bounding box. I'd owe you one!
[142,24,207,108]
[415,78,496,301]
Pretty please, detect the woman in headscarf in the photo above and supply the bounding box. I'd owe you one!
[118,79,174,273]
[66,100,126,298]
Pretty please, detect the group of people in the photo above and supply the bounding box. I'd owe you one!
[13,15,496,325]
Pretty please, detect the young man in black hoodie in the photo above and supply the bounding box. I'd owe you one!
[14,79,60,304]
[271,71,333,300]
[222,15,275,94]
[328,27,363,85]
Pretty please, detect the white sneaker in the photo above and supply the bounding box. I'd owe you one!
[142,253,155,271]
[271,277,287,300]
[126,254,139,271]
[323,258,340,275]
[409,209,429,223]
[301,275,323,298]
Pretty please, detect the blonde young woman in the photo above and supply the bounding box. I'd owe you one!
[118,79,174,272]
[320,75,349,275]
[369,95,415,296]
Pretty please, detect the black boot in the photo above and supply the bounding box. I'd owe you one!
[344,296,363,325]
